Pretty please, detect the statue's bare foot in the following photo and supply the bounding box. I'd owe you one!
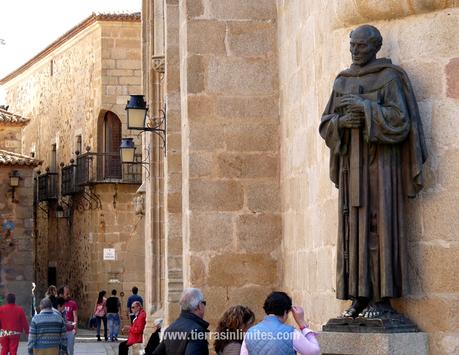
[358,300,396,318]
[342,298,368,318]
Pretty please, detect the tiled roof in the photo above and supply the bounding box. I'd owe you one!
[0,108,30,126]
[0,12,140,84]
[0,150,41,167]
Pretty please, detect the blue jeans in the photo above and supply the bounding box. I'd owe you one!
[66,330,75,355]
[107,313,120,340]
[96,316,108,340]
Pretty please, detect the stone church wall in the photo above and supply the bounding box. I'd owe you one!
[277,1,459,353]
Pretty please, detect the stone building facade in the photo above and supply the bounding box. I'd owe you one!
[142,1,459,354]
[1,13,145,323]
[0,108,40,313]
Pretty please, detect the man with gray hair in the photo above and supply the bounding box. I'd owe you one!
[28,298,67,355]
[153,288,209,355]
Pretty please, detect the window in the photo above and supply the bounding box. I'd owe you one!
[98,111,122,179]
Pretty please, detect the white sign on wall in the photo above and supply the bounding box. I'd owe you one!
[103,248,116,260]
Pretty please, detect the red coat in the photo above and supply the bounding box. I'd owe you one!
[128,309,146,345]
[0,304,29,335]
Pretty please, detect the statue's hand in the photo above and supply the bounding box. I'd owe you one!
[338,113,362,129]
[338,94,367,112]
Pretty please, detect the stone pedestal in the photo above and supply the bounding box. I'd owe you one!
[318,331,428,355]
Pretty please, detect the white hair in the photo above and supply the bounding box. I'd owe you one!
[179,288,204,311]
[132,301,142,308]
[40,297,52,310]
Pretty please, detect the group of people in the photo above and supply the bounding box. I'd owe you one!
[0,285,320,355]
[130,288,321,355]
[91,286,143,344]
[0,285,77,355]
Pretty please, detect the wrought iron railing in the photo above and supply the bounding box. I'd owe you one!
[61,163,82,195]
[37,172,58,201]
[75,151,141,185]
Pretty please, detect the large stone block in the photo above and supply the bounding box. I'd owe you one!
[421,191,459,241]
[431,100,459,150]
[245,181,280,212]
[189,255,206,286]
[189,212,234,252]
[228,285,274,318]
[411,242,459,293]
[187,20,227,55]
[446,57,459,99]
[189,123,225,151]
[186,0,204,18]
[224,124,278,152]
[187,55,206,94]
[207,253,277,287]
[187,95,216,123]
[207,57,277,96]
[215,95,278,122]
[208,0,276,20]
[189,180,244,211]
[227,22,276,57]
[216,152,278,179]
[397,11,459,60]
[189,152,216,178]
[394,296,459,333]
[318,331,428,355]
[236,214,281,253]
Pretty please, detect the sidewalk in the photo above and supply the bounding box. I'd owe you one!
[17,328,127,355]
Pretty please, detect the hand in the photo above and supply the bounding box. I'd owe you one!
[338,113,363,129]
[291,305,308,328]
[338,94,367,112]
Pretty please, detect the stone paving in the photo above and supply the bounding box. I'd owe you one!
[16,329,126,355]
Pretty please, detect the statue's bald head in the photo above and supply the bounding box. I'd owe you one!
[350,25,383,52]
[349,25,382,66]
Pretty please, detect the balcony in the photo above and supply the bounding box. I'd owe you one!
[61,163,83,195]
[37,172,58,202]
[75,151,141,186]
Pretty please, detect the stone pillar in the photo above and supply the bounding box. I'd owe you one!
[179,0,281,324]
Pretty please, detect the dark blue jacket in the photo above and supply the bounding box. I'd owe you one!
[153,311,209,355]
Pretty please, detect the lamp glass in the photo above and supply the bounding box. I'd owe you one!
[127,108,147,130]
[56,208,64,219]
[9,176,19,187]
[120,138,136,163]
[121,146,136,163]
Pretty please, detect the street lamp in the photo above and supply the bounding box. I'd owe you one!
[120,138,136,164]
[126,95,148,130]
[56,205,65,219]
[9,170,20,202]
[124,94,167,155]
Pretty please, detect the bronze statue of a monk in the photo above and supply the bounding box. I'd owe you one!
[319,25,427,319]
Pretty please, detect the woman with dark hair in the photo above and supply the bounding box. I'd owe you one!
[214,305,255,355]
[93,290,108,341]
[46,285,58,309]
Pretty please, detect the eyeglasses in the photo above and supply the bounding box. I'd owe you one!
[200,300,207,306]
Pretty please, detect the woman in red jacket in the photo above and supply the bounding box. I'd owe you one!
[119,301,146,355]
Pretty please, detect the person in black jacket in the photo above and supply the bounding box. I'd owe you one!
[153,288,209,355]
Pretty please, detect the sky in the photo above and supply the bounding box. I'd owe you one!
[0,0,141,104]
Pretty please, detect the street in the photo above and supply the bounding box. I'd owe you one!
[16,329,125,355]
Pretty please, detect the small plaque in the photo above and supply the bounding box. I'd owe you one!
[103,248,116,260]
